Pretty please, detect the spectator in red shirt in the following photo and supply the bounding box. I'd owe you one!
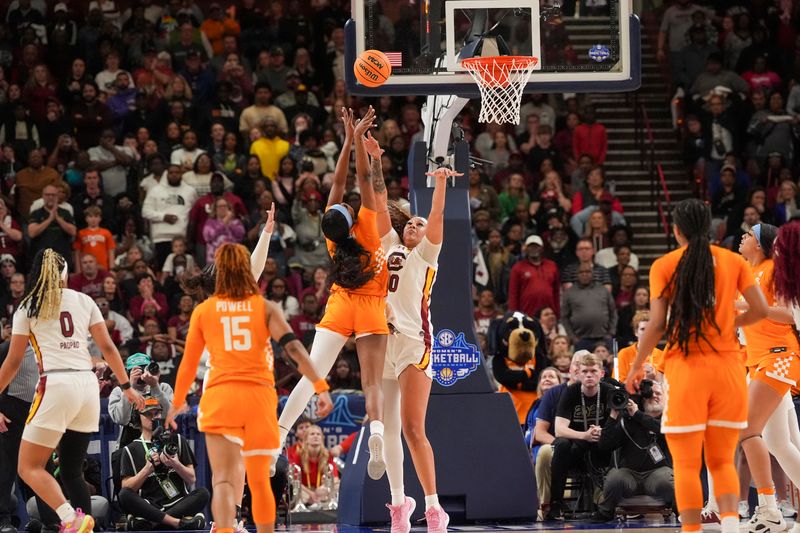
[68,253,110,298]
[508,235,561,317]
[290,292,320,345]
[167,294,195,342]
[474,288,504,336]
[572,106,608,165]
[741,56,781,94]
[290,425,338,506]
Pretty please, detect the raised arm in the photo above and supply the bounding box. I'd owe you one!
[250,203,274,280]
[363,131,392,237]
[425,167,462,245]
[353,107,377,210]
[327,108,355,208]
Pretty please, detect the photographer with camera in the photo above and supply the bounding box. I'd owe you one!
[593,380,673,522]
[118,397,209,531]
[109,353,174,447]
[545,352,614,521]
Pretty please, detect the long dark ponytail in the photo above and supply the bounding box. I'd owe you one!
[322,207,375,289]
[662,199,720,354]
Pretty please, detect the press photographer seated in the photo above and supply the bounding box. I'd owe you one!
[546,352,613,521]
[117,397,209,530]
[594,380,673,521]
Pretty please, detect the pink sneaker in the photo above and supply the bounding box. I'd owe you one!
[210,520,246,533]
[425,506,449,533]
[59,509,94,533]
[387,496,416,533]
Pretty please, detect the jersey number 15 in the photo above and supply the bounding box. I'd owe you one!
[220,316,252,351]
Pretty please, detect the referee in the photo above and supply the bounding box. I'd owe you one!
[0,342,37,533]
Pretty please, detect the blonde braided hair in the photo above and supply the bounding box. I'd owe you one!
[19,249,66,321]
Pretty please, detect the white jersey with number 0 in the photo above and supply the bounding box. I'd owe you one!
[381,229,442,343]
[12,288,104,372]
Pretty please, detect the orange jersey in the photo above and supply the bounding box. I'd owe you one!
[325,207,387,297]
[73,227,115,270]
[616,344,664,382]
[174,294,274,406]
[741,259,800,368]
[650,245,756,359]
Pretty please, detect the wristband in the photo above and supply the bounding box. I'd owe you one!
[120,381,131,391]
[313,379,330,394]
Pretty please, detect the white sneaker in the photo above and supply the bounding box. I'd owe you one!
[740,500,751,519]
[779,500,797,519]
[700,505,720,530]
[269,449,281,477]
[743,505,786,533]
[367,433,386,480]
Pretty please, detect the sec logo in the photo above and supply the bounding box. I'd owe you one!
[437,330,455,347]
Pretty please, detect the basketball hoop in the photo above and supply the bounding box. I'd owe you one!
[461,56,538,125]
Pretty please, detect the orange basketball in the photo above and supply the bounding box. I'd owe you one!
[354,50,392,88]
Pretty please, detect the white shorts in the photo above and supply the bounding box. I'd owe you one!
[383,332,433,381]
[23,371,100,447]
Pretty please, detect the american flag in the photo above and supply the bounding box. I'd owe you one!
[385,52,403,67]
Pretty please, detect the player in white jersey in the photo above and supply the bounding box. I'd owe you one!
[0,249,143,533]
[365,131,458,533]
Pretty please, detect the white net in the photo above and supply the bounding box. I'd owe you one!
[461,56,538,125]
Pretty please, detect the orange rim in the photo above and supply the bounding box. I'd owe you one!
[461,56,538,86]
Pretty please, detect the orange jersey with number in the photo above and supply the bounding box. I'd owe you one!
[325,207,388,298]
[173,295,274,406]
[649,245,756,359]
[741,259,800,368]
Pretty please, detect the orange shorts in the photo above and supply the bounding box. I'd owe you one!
[317,291,389,337]
[661,352,748,434]
[750,348,800,396]
[198,382,279,456]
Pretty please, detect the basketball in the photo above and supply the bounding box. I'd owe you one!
[354,49,392,87]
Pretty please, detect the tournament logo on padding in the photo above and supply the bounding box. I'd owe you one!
[432,329,481,387]
[589,44,610,62]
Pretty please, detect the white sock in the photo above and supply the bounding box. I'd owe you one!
[720,515,738,533]
[56,503,76,523]
[370,420,384,437]
[278,425,290,449]
[391,488,405,506]
[425,494,440,511]
[758,493,778,509]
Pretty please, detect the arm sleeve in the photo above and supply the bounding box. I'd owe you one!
[250,230,272,280]
[141,190,162,223]
[172,306,206,408]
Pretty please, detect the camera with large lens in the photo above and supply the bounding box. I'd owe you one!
[146,361,160,375]
[610,379,655,414]
[151,421,179,458]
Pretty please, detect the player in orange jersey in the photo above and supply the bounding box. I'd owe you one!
[626,199,769,533]
[276,107,391,480]
[615,310,663,383]
[737,223,800,532]
[166,243,332,533]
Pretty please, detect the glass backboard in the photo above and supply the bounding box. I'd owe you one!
[345,0,640,96]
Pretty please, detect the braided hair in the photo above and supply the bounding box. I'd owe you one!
[181,263,216,300]
[20,249,66,321]
[387,200,411,241]
[322,207,375,290]
[661,199,720,355]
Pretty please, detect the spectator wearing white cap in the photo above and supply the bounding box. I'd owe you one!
[508,235,561,319]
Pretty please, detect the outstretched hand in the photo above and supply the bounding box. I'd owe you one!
[425,167,464,179]
[264,202,276,234]
[354,106,376,137]
[340,107,355,138]
[364,131,384,158]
